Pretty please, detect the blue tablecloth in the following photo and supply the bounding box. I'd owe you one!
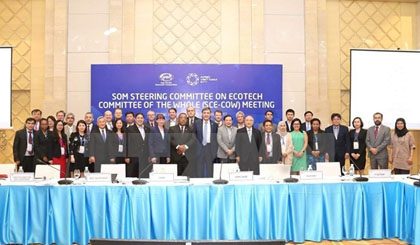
[0,181,418,244]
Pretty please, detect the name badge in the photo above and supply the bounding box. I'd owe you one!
[118,144,123,153]
[10,172,34,182]
[86,173,112,182]
[26,143,33,152]
[369,169,392,178]
[78,146,85,154]
[149,172,174,182]
[266,144,272,152]
[353,141,359,150]
[300,170,323,180]
[229,171,253,181]
[60,147,65,155]
[314,142,319,151]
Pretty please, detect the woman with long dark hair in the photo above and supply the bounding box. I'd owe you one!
[349,117,367,174]
[48,120,68,177]
[69,120,89,178]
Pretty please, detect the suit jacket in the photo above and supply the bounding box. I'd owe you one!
[325,125,350,159]
[13,129,33,162]
[300,122,312,132]
[148,126,170,158]
[186,116,199,128]
[306,130,328,155]
[48,133,68,158]
[111,132,127,158]
[217,126,237,159]
[64,124,76,145]
[164,119,178,130]
[86,124,99,136]
[126,124,150,159]
[168,125,196,163]
[258,122,278,133]
[88,127,115,171]
[259,131,282,162]
[193,119,218,158]
[235,127,262,173]
[145,121,156,130]
[68,132,88,156]
[285,121,293,132]
[34,130,52,161]
[366,125,390,159]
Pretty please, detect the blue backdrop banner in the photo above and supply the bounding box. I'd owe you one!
[91,64,282,124]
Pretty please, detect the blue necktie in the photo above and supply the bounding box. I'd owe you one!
[202,121,208,146]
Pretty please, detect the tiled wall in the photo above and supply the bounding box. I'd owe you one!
[264,0,306,120]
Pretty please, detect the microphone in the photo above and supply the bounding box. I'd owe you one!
[283,159,298,183]
[407,176,420,187]
[132,160,154,185]
[36,159,73,185]
[349,157,368,182]
[213,159,229,185]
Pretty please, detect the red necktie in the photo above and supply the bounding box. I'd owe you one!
[374,126,379,138]
[87,125,91,135]
[28,131,33,155]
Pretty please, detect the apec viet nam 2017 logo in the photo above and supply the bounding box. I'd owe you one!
[186,73,218,86]
[155,73,177,86]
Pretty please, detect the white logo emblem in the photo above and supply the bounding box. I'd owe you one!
[159,73,173,82]
[186,73,199,86]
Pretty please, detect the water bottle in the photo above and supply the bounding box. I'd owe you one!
[18,166,24,173]
[84,166,90,178]
[308,165,313,171]
[349,164,355,177]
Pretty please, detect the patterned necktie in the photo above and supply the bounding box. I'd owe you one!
[101,129,106,142]
[28,131,33,155]
[374,126,379,138]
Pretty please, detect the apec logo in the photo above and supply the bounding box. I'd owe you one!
[155,73,177,87]
[159,73,173,82]
[186,73,218,86]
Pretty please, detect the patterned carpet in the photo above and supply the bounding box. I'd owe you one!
[286,238,407,244]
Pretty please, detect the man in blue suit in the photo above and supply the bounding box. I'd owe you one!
[325,113,350,175]
[193,107,218,177]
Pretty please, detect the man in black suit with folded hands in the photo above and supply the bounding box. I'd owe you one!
[168,113,196,176]
[125,112,150,178]
[88,116,115,172]
[235,115,262,174]
[325,113,350,175]
[259,120,282,164]
[13,118,36,172]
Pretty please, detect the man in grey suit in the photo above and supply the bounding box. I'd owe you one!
[258,110,277,133]
[217,115,237,163]
[164,107,177,130]
[366,112,391,169]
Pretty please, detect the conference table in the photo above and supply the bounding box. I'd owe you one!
[0,175,419,245]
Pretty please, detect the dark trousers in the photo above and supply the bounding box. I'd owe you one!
[174,156,189,176]
[153,153,168,164]
[126,157,140,178]
[196,144,215,178]
[261,156,277,164]
[219,158,236,163]
[21,156,34,172]
[394,168,410,174]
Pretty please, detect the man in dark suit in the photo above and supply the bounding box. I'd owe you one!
[88,116,115,172]
[84,112,98,136]
[31,109,42,131]
[13,118,36,172]
[259,120,282,163]
[284,109,295,132]
[186,106,199,129]
[325,113,350,175]
[300,111,313,132]
[235,115,262,174]
[126,112,150,178]
[258,110,277,133]
[168,113,196,176]
[193,107,218,177]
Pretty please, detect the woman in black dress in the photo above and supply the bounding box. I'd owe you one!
[69,120,89,178]
[349,117,367,174]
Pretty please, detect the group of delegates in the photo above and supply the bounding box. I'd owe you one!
[12,107,416,179]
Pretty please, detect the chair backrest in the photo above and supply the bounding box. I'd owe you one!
[101,164,126,179]
[0,163,16,175]
[259,164,291,180]
[316,162,341,178]
[213,163,240,180]
[35,165,60,179]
